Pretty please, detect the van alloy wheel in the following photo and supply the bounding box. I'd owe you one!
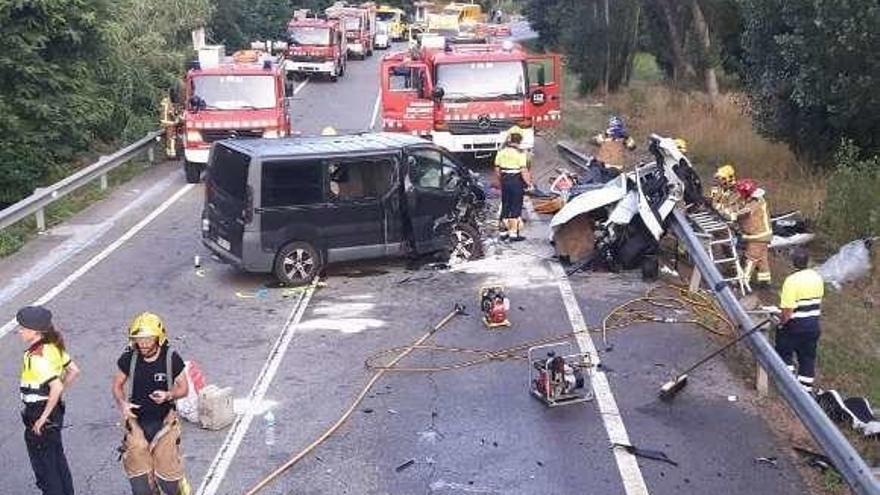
[449,223,483,262]
[274,241,322,286]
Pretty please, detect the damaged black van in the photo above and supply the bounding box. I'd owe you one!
[201,133,484,285]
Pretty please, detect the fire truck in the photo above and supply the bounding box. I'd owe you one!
[325,2,377,59]
[284,17,347,82]
[165,46,291,183]
[380,41,562,157]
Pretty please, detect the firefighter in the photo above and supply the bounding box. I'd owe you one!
[112,313,191,495]
[591,116,636,169]
[17,305,80,495]
[776,247,824,393]
[495,128,533,241]
[674,137,688,154]
[709,164,738,218]
[730,178,772,288]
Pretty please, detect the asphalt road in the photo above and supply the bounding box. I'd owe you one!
[0,41,810,495]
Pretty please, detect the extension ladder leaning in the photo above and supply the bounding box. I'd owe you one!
[686,210,750,295]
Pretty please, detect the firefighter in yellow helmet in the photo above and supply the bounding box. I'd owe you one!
[112,313,191,495]
[730,179,773,288]
[321,126,338,136]
[495,126,533,241]
[17,305,81,495]
[709,163,739,218]
[674,138,688,154]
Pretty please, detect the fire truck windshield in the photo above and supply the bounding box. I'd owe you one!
[435,61,525,100]
[344,17,361,30]
[192,75,277,110]
[288,26,331,46]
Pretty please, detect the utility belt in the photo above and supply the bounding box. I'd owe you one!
[500,169,523,175]
[20,400,64,429]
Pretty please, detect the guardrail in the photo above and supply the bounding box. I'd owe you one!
[0,130,163,233]
[557,141,880,495]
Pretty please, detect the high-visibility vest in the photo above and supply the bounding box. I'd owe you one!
[495,146,527,172]
[20,342,70,405]
[780,268,824,332]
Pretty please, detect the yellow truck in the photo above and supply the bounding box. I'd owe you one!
[375,5,407,45]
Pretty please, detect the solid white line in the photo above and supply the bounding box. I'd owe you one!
[0,173,180,307]
[195,280,318,495]
[525,196,648,495]
[550,263,649,495]
[369,92,382,130]
[0,183,194,339]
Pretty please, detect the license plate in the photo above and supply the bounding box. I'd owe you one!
[473,135,499,145]
[217,237,231,251]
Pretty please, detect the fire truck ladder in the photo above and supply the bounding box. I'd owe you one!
[686,210,749,295]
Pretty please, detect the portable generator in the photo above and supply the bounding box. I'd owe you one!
[479,285,510,328]
[528,343,593,407]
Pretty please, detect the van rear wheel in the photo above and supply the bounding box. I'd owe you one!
[184,160,202,183]
[274,241,323,286]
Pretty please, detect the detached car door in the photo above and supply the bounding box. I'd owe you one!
[403,146,464,254]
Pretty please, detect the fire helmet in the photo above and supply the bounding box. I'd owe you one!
[674,138,688,154]
[128,312,167,346]
[714,164,736,186]
[735,178,758,199]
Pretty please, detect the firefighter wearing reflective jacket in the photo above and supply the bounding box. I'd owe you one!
[495,128,533,241]
[709,164,738,217]
[18,305,80,495]
[729,178,772,288]
[776,247,824,394]
[112,313,191,495]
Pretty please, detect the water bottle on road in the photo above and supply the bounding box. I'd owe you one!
[264,410,276,446]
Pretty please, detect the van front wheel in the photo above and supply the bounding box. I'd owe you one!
[274,241,323,286]
[448,223,483,262]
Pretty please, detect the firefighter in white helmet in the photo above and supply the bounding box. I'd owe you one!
[112,313,191,495]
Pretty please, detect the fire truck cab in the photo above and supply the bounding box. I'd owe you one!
[380,41,562,157]
[284,17,347,82]
[326,2,377,60]
[178,46,290,183]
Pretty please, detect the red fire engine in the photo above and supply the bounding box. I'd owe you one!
[380,40,562,156]
[325,2,377,59]
[284,17,348,82]
[176,46,290,183]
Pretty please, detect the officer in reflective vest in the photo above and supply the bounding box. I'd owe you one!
[776,247,824,393]
[18,305,80,495]
[495,128,533,241]
[729,178,772,288]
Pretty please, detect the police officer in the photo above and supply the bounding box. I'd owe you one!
[776,247,824,394]
[495,128,533,241]
[18,305,80,495]
[112,312,190,495]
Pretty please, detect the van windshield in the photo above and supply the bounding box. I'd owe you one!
[288,26,331,46]
[435,61,525,100]
[192,75,277,110]
[208,145,249,201]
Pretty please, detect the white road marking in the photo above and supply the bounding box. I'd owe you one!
[369,91,382,130]
[294,79,309,95]
[0,173,180,307]
[0,184,194,339]
[195,279,318,495]
[524,199,649,495]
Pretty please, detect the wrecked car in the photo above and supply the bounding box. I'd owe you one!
[550,134,703,272]
[202,133,485,285]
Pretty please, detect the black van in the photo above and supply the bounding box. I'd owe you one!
[201,133,485,285]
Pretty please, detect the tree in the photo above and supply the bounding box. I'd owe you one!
[739,0,880,162]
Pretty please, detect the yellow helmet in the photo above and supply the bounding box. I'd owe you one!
[321,126,338,136]
[128,312,167,346]
[714,164,736,185]
[674,138,688,154]
[507,125,524,137]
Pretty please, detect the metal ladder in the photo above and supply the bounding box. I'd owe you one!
[686,210,749,295]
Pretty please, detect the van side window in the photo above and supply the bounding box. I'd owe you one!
[409,149,457,191]
[262,160,324,207]
[327,158,395,201]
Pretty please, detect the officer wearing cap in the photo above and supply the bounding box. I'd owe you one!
[17,305,80,495]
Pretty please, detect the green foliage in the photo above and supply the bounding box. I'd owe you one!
[819,140,880,243]
[739,0,880,162]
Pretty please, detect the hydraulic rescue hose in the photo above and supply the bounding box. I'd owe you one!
[244,285,733,494]
[243,303,467,495]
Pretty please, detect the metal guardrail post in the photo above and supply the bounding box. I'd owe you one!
[100,174,108,191]
[148,147,155,165]
[670,209,880,495]
[556,141,880,494]
[35,208,45,233]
